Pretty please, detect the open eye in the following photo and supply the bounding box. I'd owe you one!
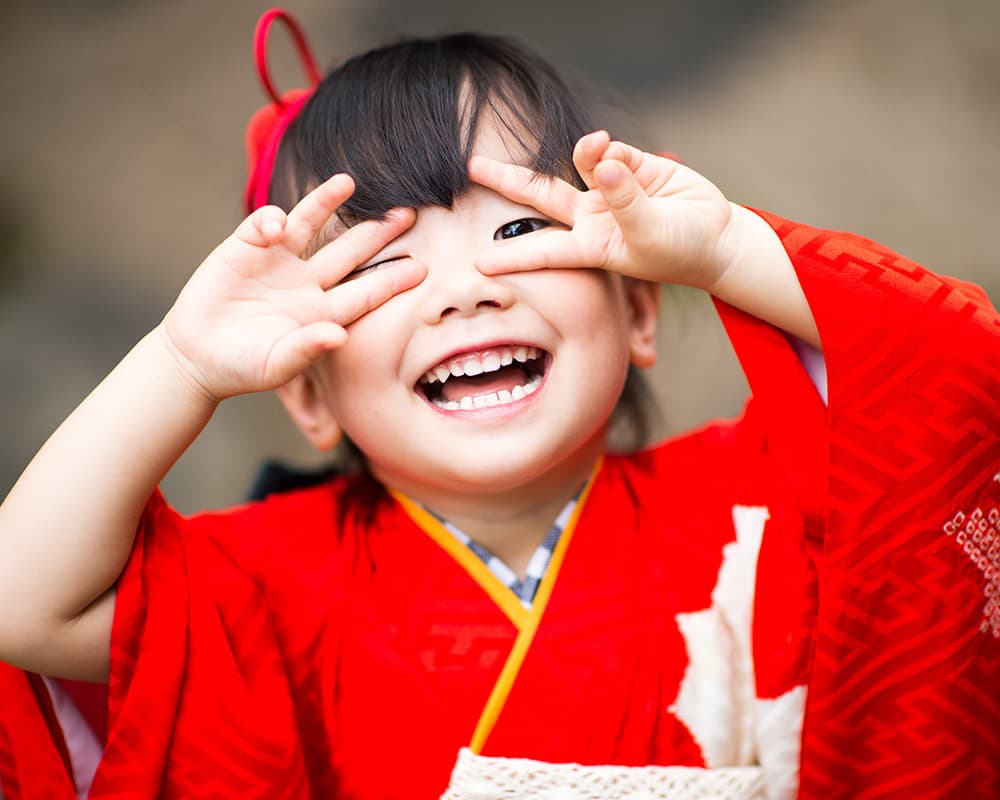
[494,218,549,240]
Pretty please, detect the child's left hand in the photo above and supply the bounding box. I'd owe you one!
[471,131,820,347]
[469,131,736,291]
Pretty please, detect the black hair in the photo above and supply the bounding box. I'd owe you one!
[271,32,591,218]
[265,33,658,518]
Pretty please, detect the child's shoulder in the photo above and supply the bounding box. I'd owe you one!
[605,404,768,502]
[596,408,786,569]
[182,473,340,527]
[617,405,760,470]
[148,470,375,577]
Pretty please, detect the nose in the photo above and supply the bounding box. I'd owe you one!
[420,247,516,324]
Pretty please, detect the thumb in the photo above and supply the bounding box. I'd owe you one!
[265,321,348,388]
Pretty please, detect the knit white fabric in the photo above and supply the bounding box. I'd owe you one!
[441,749,767,799]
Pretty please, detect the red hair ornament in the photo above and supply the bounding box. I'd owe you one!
[241,10,682,214]
[243,8,321,214]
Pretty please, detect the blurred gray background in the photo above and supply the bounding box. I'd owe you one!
[2,1,997,513]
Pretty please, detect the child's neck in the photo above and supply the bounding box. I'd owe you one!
[430,484,579,580]
[382,444,603,580]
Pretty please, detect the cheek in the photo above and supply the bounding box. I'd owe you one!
[320,314,401,421]
[326,289,414,372]
[518,270,631,343]
[518,272,634,419]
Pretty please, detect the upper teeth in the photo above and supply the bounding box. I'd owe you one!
[421,345,541,385]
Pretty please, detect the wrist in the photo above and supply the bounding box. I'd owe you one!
[704,202,752,297]
[703,205,820,347]
[145,325,224,410]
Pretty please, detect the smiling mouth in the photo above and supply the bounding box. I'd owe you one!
[417,345,548,410]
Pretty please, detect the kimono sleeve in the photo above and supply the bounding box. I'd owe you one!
[717,212,1000,799]
[0,668,79,799]
[87,486,349,798]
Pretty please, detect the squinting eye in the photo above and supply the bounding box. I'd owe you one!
[494,218,548,240]
[343,256,407,282]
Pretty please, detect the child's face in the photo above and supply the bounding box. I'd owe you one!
[282,122,658,504]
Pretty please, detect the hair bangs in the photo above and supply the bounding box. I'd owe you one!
[271,33,596,222]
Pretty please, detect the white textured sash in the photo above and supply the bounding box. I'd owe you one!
[441,748,767,799]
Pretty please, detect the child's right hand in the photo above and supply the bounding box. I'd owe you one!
[160,175,424,403]
[1,177,424,680]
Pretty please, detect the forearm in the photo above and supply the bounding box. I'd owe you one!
[0,327,217,678]
[707,204,820,349]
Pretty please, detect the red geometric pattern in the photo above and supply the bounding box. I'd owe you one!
[726,212,1000,799]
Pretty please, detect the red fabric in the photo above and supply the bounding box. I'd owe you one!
[25,675,72,775]
[105,431,803,798]
[0,426,805,798]
[243,89,313,214]
[56,679,108,743]
[752,214,1000,798]
[0,215,997,798]
[0,668,76,798]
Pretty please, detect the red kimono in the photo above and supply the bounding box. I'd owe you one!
[1,213,997,798]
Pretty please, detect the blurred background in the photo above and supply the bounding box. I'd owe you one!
[2,0,997,513]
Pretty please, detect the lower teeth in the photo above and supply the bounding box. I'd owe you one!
[433,374,541,410]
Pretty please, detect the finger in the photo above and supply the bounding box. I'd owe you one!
[593,159,664,249]
[572,130,612,188]
[282,174,357,255]
[604,142,679,195]
[468,156,578,225]
[603,140,645,173]
[266,321,348,384]
[309,207,417,288]
[236,206,288,248]
[326,259,427,326]
[476,230,593,275]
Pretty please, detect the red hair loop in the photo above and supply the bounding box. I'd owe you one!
[244,8,321,213]
[253,8,322,107]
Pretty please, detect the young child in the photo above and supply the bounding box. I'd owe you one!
[1,9,998,800]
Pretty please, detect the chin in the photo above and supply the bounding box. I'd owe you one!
[385,434,605,498]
